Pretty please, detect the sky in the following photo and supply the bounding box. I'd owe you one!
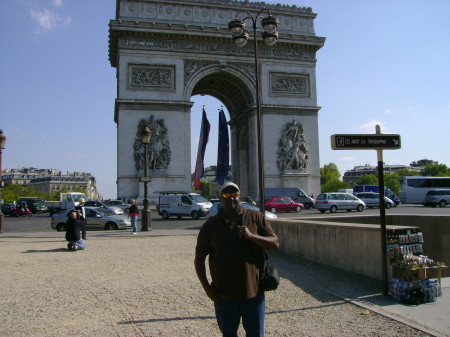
[1,0,449,199]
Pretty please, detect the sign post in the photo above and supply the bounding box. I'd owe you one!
[331,126,401,296]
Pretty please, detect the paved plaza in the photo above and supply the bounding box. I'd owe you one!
[0,231,448,336]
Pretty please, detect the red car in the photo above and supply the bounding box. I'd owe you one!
[264,197,304,213]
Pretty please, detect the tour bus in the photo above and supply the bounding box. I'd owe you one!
[400,176,450,204]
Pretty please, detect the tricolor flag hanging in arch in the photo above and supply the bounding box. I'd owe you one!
[216,108,229,185]
[193,109,210,190]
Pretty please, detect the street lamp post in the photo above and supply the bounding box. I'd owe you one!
[0,129,6,233]
[228,10,279,214]
[140,124,152,231]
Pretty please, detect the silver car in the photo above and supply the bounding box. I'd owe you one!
[205,202,278,219]
[354,192,395,209]
[105,200,131,213]
[51,207,131,231]
[315,193,365,213]
[83,200,124,215]
[424,189,450,207]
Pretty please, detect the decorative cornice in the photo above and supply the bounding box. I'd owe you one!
[114,99,194,123]
[114,36,317,65]
[118,1,317,19]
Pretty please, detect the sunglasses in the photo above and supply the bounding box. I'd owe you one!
[221,192,240,199]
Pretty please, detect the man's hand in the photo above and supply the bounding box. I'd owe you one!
[203,284,222,302]
[237,225,253,239]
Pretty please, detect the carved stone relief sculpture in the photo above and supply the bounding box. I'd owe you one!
[277,120,309,171]
[133,116,171,172]
[184,61,215,84]
[270,72,309,96]
[129,65,175,90]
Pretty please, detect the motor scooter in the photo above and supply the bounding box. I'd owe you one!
[14,204,32,217]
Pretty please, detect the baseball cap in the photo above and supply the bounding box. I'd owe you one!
[219,182,240,195]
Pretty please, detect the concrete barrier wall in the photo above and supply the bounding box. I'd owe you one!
[269,215,450,279]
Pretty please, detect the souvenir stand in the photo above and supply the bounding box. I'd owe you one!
[387,228,447,301]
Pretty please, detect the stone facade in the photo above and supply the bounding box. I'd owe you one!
[109,0,325,201]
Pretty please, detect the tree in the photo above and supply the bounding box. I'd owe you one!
[356,174,378,185]
[49,187,69,201]
[394,168,420,178]
[410,159,435,167]
[384,174,400,196]
[320,163,351,192]
[321,180,350,193]
[320,163,341,185]
[199,181,212,199]
[421,163,450,177]
[1,184,49,203]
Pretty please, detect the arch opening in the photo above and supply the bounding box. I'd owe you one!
[189,71,255,197]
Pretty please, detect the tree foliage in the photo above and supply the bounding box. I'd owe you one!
[1,184,88,203]
[320,163,351,193]
[410,159,434,167]
[421,163,450,177]
[199,181,212,199]
[320,163,341,185]
[356,174,378,185]
[1,184,47,203]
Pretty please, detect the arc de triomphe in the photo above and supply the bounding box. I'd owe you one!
[108,0,325,202]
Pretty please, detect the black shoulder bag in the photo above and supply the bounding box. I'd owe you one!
[242,210,280,292]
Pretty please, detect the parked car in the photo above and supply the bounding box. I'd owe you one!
[264,197,304,214]
[315,192,365,213]
[51,207,130,231]
[205,202,278,219]
[104,200,131,213]
[354,192,395,209]
[22,199,48,213]
[424,189,450,207]
[1,203,17,217]
[83,200,124,215]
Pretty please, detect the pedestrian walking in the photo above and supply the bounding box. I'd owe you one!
[194,182,279,336]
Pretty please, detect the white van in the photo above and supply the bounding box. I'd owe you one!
[264,188,315,209]
[157,192,212,220]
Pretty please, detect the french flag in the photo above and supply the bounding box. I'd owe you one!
[193,109,210,190]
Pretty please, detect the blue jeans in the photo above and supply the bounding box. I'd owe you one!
[130,216,138,233]
[67,239,86,250]
[214,293,265,337]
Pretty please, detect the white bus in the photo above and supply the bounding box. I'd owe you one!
[400,176,450,204]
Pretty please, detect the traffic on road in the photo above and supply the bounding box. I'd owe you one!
[1,204,448,234]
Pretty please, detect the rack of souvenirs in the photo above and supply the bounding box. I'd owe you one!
[391,255,447,286]
[387,228,447,285]
[386,229,424,261]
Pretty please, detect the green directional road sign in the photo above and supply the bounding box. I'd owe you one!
[331,134,401,150]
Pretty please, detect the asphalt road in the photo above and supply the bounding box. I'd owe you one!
[2,204,448,233]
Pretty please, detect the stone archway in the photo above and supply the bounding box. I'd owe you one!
[109,0,325,202]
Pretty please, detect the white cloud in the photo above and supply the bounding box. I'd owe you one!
[12,127,30,140]
[52,0,64,7]
[359,120,388,133]
[30,8,71,34]
[384,109,391,114]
